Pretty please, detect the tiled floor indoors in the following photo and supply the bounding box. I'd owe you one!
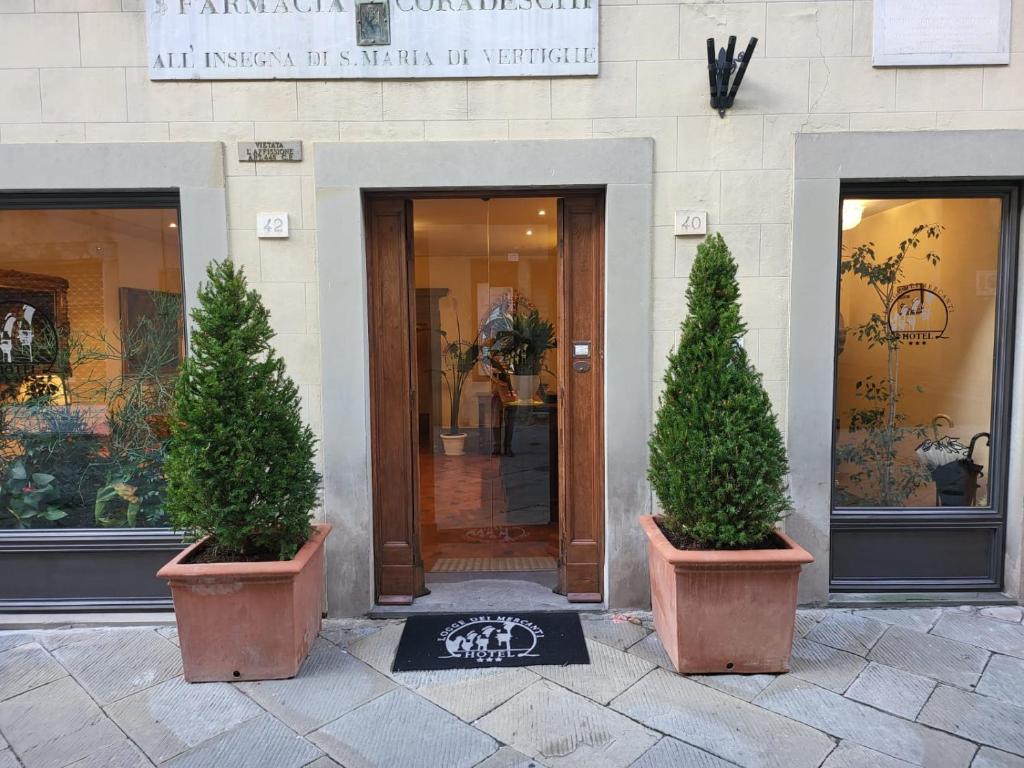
[1,605,1024,767]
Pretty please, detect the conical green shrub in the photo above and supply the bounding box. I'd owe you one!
[165,260,320,560]
[648,233,790,549]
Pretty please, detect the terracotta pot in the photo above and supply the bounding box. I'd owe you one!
[157,523,331,683]
[640,515,812,674]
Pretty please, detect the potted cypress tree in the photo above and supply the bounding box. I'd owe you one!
[643,233,812,674]
[157,260,328,683]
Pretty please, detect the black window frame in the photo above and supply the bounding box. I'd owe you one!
[829,181,1020,592]
[0,189,187,612]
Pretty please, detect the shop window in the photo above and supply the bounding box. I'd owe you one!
[833,195,1005,509]
[0,203,184,529]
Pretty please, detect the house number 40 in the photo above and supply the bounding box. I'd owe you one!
[257,212,290,239]
[674,210,708,237]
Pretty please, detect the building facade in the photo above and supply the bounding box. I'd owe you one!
[0,0,1022,615]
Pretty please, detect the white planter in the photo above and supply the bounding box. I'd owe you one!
[440,433,467,456]
[510,374,539,404]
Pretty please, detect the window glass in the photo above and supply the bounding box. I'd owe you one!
[834,197,1001,508]
[0,207,184,529]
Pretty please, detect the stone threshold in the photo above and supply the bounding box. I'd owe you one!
[828,591,1018,609]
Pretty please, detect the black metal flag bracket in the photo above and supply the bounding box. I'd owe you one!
[707,35,758,118]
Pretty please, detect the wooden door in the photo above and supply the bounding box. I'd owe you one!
[366,197,426,604]
[557,195,605,601]
[367,192,605,605]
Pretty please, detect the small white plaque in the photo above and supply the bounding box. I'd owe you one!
[257,212,290,239]
[674,210,707,237]
[873,0,1011,67]
[573,342,590,357]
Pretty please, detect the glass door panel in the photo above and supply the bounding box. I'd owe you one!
[413,197,560,577]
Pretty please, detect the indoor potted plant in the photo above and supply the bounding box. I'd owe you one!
[157,260,328,682]
[644,233,812,674]
[498,307,555,404]
[439,318,480,457]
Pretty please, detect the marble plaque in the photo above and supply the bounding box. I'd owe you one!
[873,0,1011,66]
[238,141,302,161]
[147,0,598,80]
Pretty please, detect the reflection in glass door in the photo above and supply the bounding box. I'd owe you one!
[831,186,1018,590]
[412,197,560,582]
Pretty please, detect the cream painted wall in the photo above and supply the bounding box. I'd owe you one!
[1,0,1023,476]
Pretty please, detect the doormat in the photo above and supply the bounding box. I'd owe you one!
[392,612,590,671]
[430,556,558,573]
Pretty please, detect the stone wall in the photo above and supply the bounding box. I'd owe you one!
[1,0,1023,467]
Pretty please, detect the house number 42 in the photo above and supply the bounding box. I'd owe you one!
[257,212,290,239]
[674,210,707,237]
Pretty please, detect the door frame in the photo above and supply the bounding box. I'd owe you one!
[314,138,654,616]
[363,189,606,605]
[789,129,1024,604]
[0,143,228,612]
[829,182,1019,592]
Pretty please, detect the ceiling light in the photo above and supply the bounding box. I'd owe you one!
[526,229,533,236]
[841,200,864,231]
[538,209,546,216]
[168,221,178,229]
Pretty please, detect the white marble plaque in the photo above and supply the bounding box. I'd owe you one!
[147,0,598,80]
[873,0,1011,66]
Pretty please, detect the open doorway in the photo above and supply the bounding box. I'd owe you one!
[413,197,560,587]
[365,190,604,606]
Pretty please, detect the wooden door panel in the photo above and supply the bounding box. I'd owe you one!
[558,195,605,602]
[366,197,425,604]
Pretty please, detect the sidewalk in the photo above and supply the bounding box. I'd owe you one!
[1,606,1023,768]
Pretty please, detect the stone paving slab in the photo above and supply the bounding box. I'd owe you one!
[625,632,674,670]
[789,637,866,693]
[238,640,395,733]
[0,750,17,768]
[580,615,651,651]
[310,687,497,768]
[979,607,1024,624]
[0,643,66,702]
[164,713,322,768]
[106,675,263,762]
[932,613,1024,660]
[476,746,547,768]
[532,637,656,705]
[62,739,154,768]
[976,654,1024,709]
[611,668,834,768]
[320,619,389,649]
[688,672,775,702]
[868,624,989,688]
[51,628,182,704]
[345,621,539,720]
[413,664,540,722]
[479,680,658,768]
[806,613,888,656]
[918,684,1024,758]
[0,677,126,768]
[843,662,936,720]
[818,742,916,768]
[853,608,942,633]
[304,757,344,768]
[0,632,37,654]
[973,747,1024,768]
[753,676,976,767]
[629,736,740,767]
